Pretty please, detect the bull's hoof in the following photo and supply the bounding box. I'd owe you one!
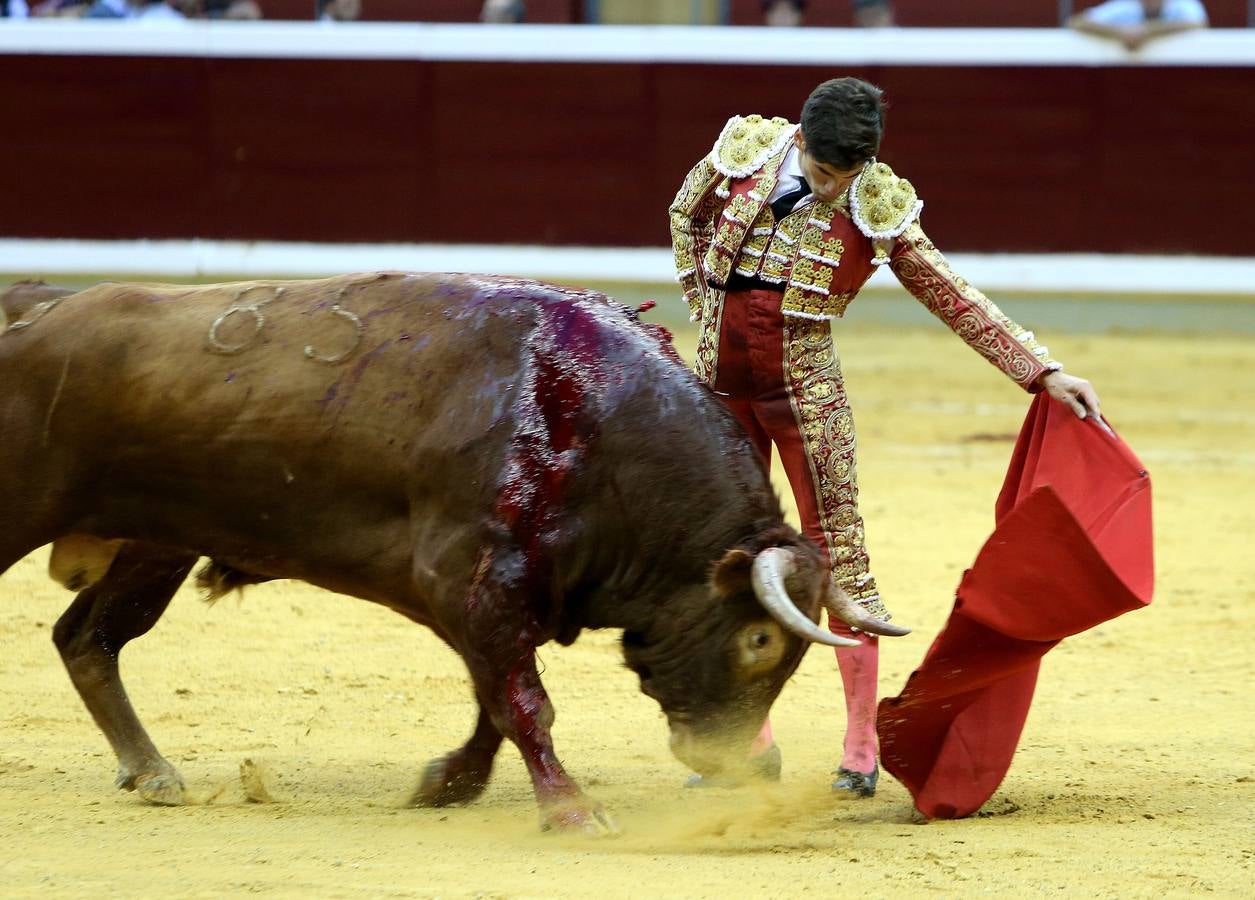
[540,802,619,837]
[135,773,187,806]
[411,754,491,808]
[116,765,187,806]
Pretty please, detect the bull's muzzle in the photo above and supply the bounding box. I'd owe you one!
[668,722,752,778]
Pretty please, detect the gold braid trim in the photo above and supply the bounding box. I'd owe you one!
[668,155,724,321]
[709,114,798,179]
[782,316,889,618]
[890,222,1061,390]
[850,161,923,265]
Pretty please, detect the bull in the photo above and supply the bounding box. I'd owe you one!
[0,273,907,833]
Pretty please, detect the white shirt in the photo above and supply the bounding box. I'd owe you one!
[1081,0,1208,26]
[767,143,814,208]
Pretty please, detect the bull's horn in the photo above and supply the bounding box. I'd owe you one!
[825,586,912,637]
[751,548,861,648]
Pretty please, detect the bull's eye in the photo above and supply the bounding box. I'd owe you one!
[737,621,787,676]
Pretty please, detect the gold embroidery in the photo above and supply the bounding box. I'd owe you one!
[723,193,756,225]
[681,121,875,322]
[706,244,735,288]
[890,222,1059,388]
[850,161,923,265]
[850,161,921,238]
[782,317,888,614]
[760,252,788,283]
[692,286,726,386]
[799,232,844,267]
[668,155,724,319]
[711,114,797,179]
[788,258,834,293]
[750,170,778,203]
[782,289,855,319]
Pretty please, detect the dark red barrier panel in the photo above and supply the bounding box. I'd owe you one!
[0,55,1250,254]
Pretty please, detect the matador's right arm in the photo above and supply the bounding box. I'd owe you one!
[668,155,724,323]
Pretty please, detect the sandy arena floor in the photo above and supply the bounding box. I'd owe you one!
[1,310,1251,897]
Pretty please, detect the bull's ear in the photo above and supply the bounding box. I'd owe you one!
[711,548,754,596]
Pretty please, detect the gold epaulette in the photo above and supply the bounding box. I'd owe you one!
[709,115,798,180]
[850,161,923,264]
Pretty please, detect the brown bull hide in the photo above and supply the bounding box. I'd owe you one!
[0,272,841,834]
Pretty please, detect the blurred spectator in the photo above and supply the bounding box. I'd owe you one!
[762,1,894,27]
[131,0,186,19]
[481,0,523,23]
[2,0,31,18]
[203,0,260,18]
[83,0,127,15]
[317,0,359,21]
[763,0,801,26]
[853,0,893,27]
[81,0,185,18]
[30,0,90,14]
[1068,0,1208,50]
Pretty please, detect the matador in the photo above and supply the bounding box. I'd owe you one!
[669,77,1101,795]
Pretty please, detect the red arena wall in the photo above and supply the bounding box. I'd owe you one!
[0,50,1250,255]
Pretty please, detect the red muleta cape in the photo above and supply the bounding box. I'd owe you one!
[877,393,1154,819]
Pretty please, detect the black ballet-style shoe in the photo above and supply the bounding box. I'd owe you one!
[684,744,783,788]
[831,764,878,797]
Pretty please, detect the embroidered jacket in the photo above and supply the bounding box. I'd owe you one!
[669,114,1061,390]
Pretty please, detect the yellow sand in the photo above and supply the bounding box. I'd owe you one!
[1,319,1251,897]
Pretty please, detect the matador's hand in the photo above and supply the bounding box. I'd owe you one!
[1040,370,1102,420]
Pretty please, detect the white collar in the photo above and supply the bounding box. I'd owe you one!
[780,143,805,180]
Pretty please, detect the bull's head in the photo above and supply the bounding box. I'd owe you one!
[622,537,909,780]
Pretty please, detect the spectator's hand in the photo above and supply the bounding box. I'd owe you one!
[1040,370,1101,420]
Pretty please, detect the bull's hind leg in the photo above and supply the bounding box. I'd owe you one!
[52,542,197,805]
[411,706,503,807]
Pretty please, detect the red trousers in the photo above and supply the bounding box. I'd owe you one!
[711,288,883,631]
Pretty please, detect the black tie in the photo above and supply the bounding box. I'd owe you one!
[770,176,811,221]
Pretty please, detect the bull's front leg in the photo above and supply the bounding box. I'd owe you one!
[470,648,616,835]
[448,548,616,835]
[411,705,503,807]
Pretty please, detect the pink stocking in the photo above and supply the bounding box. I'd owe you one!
[750,718,775,756]
[833,632,879,773]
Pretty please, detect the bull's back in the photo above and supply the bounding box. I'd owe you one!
[0,274,570,582]
[4,273,535,463]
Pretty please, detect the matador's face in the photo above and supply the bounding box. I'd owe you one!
[794,131,866,204]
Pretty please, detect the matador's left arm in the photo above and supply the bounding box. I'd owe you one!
[848,161,1062,393]
[888,222,1062,392]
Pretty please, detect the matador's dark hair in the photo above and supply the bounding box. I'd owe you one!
[799,77,885,170]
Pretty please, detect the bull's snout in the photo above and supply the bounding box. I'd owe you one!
[668,722,748,778]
